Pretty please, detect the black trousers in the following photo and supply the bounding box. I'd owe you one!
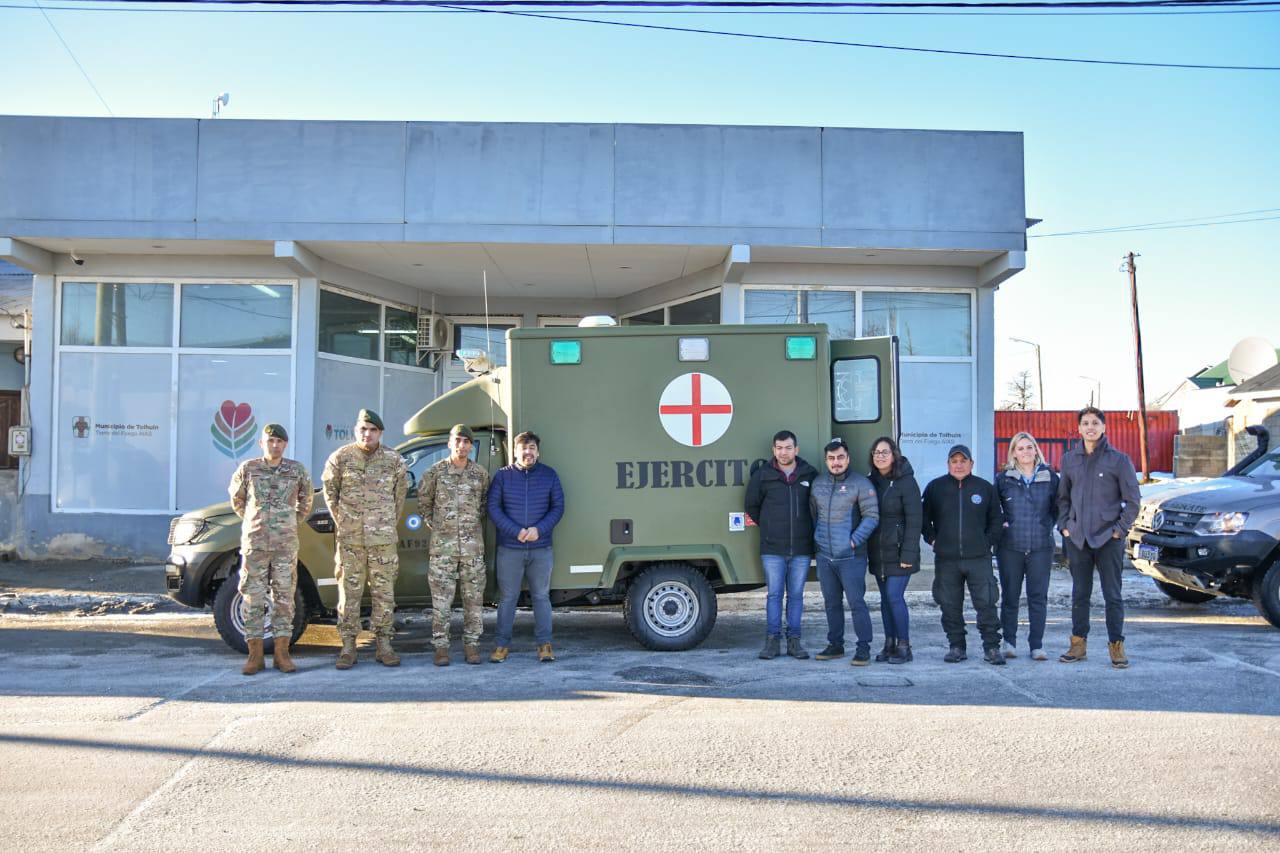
[1066,536,1125,643]
[932,556,1001,650]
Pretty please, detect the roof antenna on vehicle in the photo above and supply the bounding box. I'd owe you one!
[482,269,500,454]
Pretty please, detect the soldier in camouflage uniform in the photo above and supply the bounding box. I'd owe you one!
[322,409,409,670]
[228,423,313,676]
[418,423,490,666]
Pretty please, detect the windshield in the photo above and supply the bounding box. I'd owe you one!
[1240,452,1280,478]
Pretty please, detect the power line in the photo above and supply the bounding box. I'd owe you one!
[6,2,1280,10]
[31,0,114,115]
[1031,211,1280,237]
[42,0,1280,7]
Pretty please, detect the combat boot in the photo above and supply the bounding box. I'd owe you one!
[242,638,265,676]
[1108,640,1129,669]
[335,637,357,670]
[1059,635,1087,663]
[434,647,450,667]
[874,638,897,663]
[375,637,400,667]
[464,644,482,665]
[538,643,556,663]
[272,638,296,674]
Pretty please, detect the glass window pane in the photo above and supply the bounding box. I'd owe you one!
[804,291,856,339]
[312,357,382,473]
[180,283,292,349]
[898,361,973,484]
[623,309,663,326]
[382,365,436,448]
[832,357,880,423]
[452,324,513,367]
[56,351,173,510]
[60,282,173,347]
[862,291,971,357]
[744,290,798,324]
[668,293,721,326]
[384,306,419,366]
[176,354,293,510]
[319,290,380,361]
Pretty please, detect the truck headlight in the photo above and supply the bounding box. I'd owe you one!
[1194,512,1249,535]
[169,517,208,545]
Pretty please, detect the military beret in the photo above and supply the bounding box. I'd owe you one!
[449,424,475,441]
[262,423,289,442]
[357,409,385,430]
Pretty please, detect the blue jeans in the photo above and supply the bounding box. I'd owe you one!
[761,554,809,638]
[494,546,554,646]
[875,575,911,643]
[817,554,873,648]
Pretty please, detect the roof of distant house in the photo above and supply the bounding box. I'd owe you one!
[1230,363,1280,396]
[1189,349,1280,389]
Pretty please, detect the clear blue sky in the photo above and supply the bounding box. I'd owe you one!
[3,3,1278,409]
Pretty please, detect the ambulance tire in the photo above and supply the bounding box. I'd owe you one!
[213,566,307,655]
[623,563,717,651]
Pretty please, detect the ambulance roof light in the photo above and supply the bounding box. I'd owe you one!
[578,315,617,328]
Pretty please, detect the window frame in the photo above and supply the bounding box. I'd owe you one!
[619,288,723,326]
[830,355,883,425]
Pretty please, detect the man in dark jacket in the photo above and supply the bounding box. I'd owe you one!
[1057,407,1141,669]
[745,430,819,661]
[810,437,880,665]
[486,431,565,663]
[921,444,1005,665]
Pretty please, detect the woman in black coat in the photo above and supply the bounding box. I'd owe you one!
[866,436,922,664]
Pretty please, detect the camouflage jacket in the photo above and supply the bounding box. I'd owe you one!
[417,458,489,557]
[229,457,314,552]
[321,443,408,547]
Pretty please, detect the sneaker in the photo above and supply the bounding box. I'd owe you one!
[875,639,897,663]
[851,643,871,667]
[786,637,810,660]
[1030,648,1048,661]
[1002,641,1016,659]
[983,647,1007,666]
[1108,640,1129,669]
[758,635,780,660]
[943,646,967,663]
[814,644,845,661]
[888,642,913,664]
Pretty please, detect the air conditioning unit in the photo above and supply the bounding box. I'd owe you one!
[416,313,454,352]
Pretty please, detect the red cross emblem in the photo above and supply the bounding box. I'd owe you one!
[659,372,734,447]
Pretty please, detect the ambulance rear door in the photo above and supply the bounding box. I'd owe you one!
[827,336,899,464]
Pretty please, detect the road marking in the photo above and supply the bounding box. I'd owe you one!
[119,668,227,723]
[1209,652,1280,680]
[570,565,603,574]
[984,667,1049,705]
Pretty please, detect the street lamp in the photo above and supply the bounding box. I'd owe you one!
[1009,337,1044,410]
[1079,375,1102,408]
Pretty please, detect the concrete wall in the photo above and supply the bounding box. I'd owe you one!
[1176,434,1229,478]
[0,117,1026,252]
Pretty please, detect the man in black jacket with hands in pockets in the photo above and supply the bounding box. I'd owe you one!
[921,444,1006,665]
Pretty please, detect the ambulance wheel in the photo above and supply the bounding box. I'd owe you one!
[623,563,717,651]
[213,567,307,655]
[1153,579,1214,604]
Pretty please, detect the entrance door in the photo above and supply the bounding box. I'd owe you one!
[828,336,899,465]
[0,391,20,470]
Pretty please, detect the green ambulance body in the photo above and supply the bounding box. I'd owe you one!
[164,324,898,653]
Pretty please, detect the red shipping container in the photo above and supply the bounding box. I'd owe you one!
[994,410,1178,475]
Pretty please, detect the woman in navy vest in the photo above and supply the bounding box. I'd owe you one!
[995,432,1059,661]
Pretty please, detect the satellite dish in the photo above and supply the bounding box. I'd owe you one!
[1227,337,1278,384]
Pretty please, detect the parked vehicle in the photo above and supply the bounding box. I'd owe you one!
[165,324,899,652]
[1127,426,1280,628]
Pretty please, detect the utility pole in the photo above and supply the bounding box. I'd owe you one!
[1010,337,1044,410]
[1125,252,1151,483]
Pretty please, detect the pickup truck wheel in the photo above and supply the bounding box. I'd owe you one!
[622,563,717,651]
[213,566,307,654]
[1251,562,1280,630]
[1153,579,1216,605]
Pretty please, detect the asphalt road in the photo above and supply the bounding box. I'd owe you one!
[1,588,1278,852]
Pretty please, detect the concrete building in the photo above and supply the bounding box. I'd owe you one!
[0,116,1027,559]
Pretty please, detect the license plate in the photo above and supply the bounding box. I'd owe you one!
[1136,543,1159,562]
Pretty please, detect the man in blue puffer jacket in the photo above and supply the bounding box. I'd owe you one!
[486,431,565,663]
[809,437,880,665]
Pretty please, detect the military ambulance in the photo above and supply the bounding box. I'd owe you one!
[164,324,898,653]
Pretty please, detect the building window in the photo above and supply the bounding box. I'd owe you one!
[623,309,663,326]
[863,291,971,356]
[453,323,515,367]
[319,290,380,360]
[180,283,293,349]
[743,290,800,324]
[804,291,856,340]
[384,305,418,366]
[60,282,173,347]
[667,293,720,326]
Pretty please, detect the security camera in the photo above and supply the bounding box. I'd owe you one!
[70,252,84,266]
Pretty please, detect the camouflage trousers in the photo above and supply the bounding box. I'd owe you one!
[335,543,399,641]
[238,548,297,639]
[428,554,485,649]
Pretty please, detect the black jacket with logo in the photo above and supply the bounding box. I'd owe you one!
[867,458,923,578]
[744,457,820,557]
[921,472,1004,561]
